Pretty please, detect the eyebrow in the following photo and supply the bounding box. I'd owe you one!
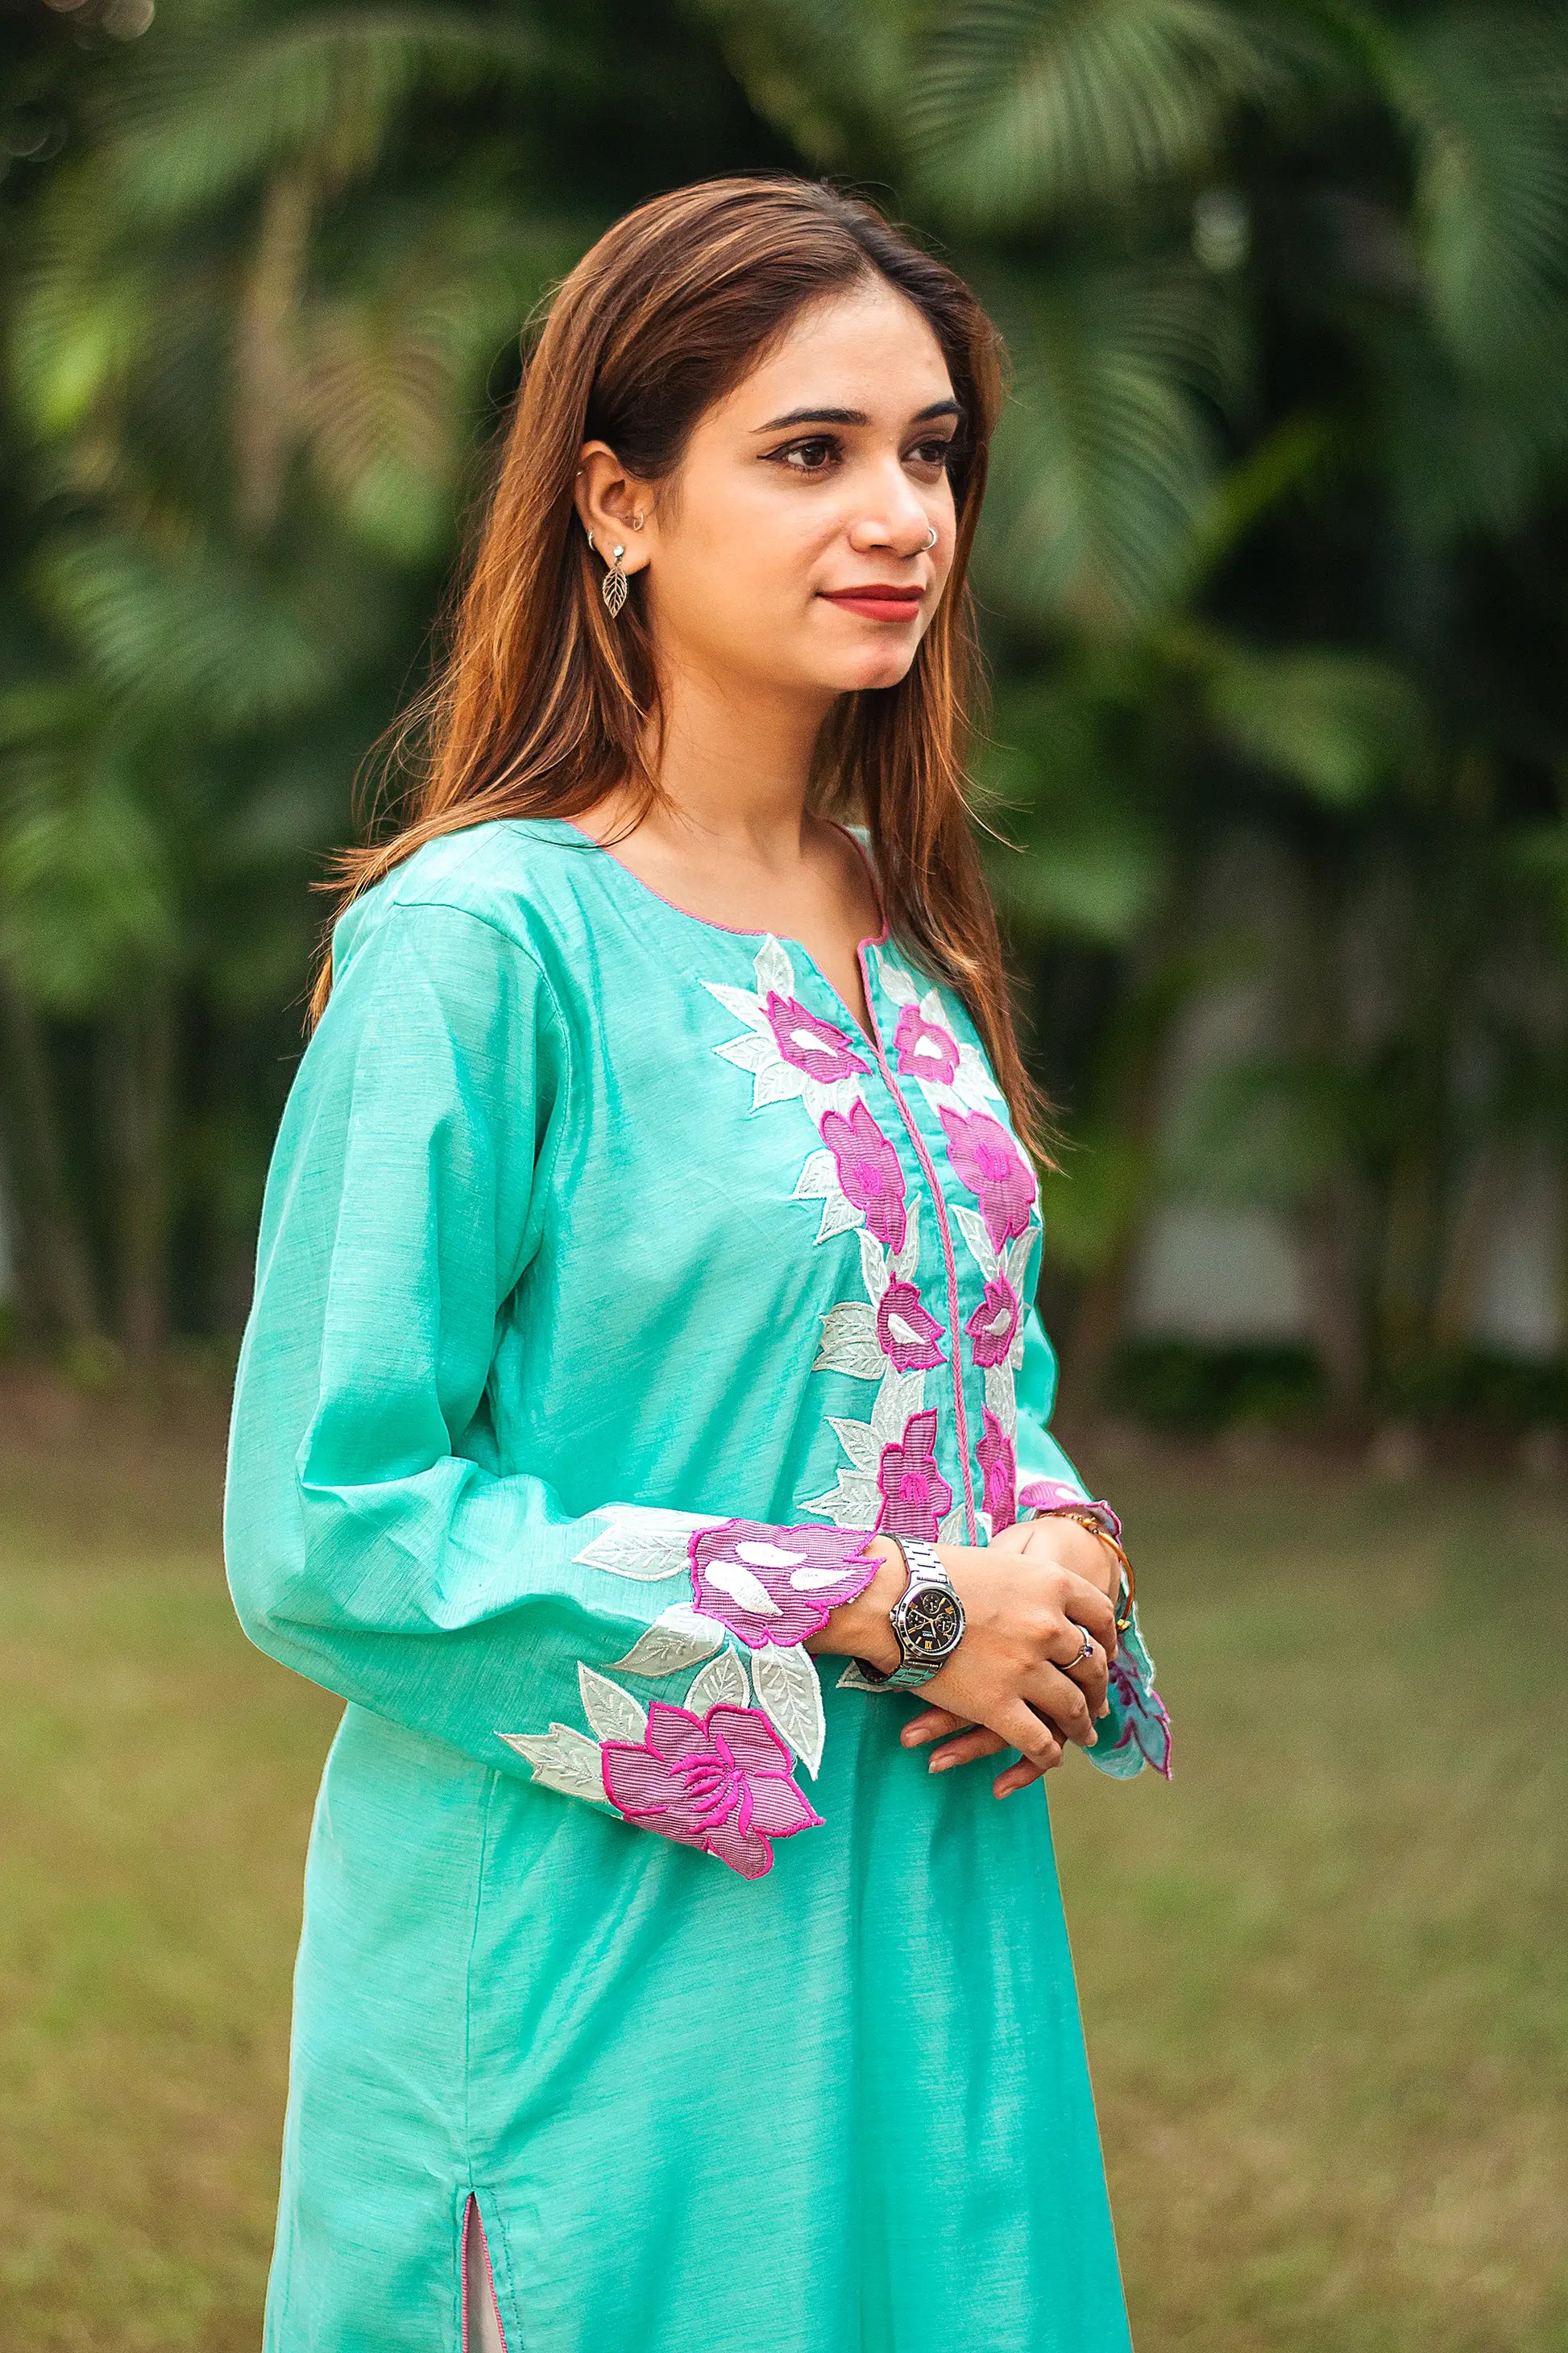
[752,399,964,433]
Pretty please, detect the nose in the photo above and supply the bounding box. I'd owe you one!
[848,461,940,558]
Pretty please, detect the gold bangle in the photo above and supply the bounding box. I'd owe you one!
[1052,1508,1135,1633]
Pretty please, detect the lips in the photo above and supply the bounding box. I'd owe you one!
[820,585,924,622]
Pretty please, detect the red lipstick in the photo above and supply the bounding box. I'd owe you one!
[819,584,924,623]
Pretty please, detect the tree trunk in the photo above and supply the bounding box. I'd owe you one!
[103,988,177,1363]
[0,975,103,1343]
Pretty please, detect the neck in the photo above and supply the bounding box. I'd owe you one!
[624,663,841,864]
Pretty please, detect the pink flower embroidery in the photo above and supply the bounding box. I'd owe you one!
[762,992,870,1087]
[877,1407,954,1540]
[976,1408,1017,1533]
[966,1274,1019,1370]
[688,1519,882,1649]
[819,1098,907,1251]
[893,1003,959,1085]
[876,1278,947,1373]
[938,1107,1036,1251]
[1017,1479,1123,1544]
[600,1700,824,1878]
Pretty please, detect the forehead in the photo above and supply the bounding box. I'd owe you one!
[717,282,955,426]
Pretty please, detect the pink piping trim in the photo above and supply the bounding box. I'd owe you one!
[855,937,978,1546]
[462,2192,510,2353]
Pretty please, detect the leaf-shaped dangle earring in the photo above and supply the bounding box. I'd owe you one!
[601,542,628,618]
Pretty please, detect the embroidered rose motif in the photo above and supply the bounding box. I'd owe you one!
[818,1098,907,1251]
[762,991,870,1087]
[599,1700,824,1878]
[965,1274,1019,1370]
[938,1107,1036,1251]
[688,1519,882,1649]
[876,1407,954,1541]
[892,1002,959,1085]
[976,1407,1017,1533]
[877,1279,947,1374]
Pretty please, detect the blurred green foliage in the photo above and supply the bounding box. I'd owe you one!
[2,0,1566,1428]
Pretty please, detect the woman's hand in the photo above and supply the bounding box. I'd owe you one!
[902,1514,1123,1797]
[808,1520,1120,1799]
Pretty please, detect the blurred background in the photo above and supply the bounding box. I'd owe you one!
[2,2,1564,2347]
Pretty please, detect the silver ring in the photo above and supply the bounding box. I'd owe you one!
[924,525,938,549]
[1065,1626,1094,1667]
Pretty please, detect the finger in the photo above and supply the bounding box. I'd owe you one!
[993,1757,1049,1799]
[1023,1664,1096,1746]
[900,1707,969,1748]
[999,1703,1065,1774]
[1047,1630,1108,1714]
[927,1728,1007,1774]
[1063,1579,1119,1659]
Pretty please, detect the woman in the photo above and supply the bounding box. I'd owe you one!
[225,172,1172,2353]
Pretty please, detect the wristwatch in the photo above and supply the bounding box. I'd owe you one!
[852,1536,965,1691]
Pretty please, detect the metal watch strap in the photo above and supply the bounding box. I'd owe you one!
[852,1536,964,1692]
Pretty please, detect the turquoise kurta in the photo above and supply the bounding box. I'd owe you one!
[223,813,1171,2353]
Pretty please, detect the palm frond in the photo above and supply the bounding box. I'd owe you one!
[906,0,1309,227]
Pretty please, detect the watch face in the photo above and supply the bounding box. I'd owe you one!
[900,1585,962,1658]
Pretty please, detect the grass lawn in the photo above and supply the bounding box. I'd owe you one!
[1,1384,1564,2351]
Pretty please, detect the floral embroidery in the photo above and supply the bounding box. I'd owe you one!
[819,1099,907,1252]
[892,1002,959,1086]
[939,1107,1036,1253]
[877,1406,955,1541]
[976,1408,1018,1533]
[966,1274,1020,1371]
[877,1279,947,1373]
[599,1699,824,1878]
[1017,1479,1124,1544]
[703,940,866,1118]
[687,1519,881,1650]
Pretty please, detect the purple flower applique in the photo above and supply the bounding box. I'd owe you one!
[965,1274,1020,1370]
[687,1519,882,1649]
[892,1002,960,1086]
[819,1098,907,1251]
[938,1106,1037,1251]
[1017,1477,1123,1543]
[1102,1650,1173,1779]
[877,1279,947,1374]
[762,992,870,1088]
[876,1407,954,1540]
[599,1700,824,1878]
[976,1408,1018,1533]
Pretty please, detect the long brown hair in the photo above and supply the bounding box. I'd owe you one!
[309,171,1062,1172]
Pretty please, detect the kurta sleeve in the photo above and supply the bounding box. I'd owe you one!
[222,898,885,1880]
[1012,1298,1172,1780]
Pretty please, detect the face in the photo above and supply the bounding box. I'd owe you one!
[574,278,961,708]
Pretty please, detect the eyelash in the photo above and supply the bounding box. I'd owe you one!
[767,434,959,477]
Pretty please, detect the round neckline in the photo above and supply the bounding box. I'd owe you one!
[542,812,891,958]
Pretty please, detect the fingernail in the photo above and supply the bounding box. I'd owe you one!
[1097,1702,1110,1719]
[928,1755,952,1773]
[1086,1730,1097,1746]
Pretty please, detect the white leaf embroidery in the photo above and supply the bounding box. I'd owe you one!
[685,1649,749,1713]
[500,1722,611,1802]
[827,1413,881,1474]
[856,1225,890,1306]
[937,1502,969,1545]
[700,1561,783,1616]
[952,1201,997,1277]
[577,1663,648,1745]
[790,1562,859,1590]
[836,1661,894,1693]
[814,1304,884,1380]
[734,1538,809,1569]
[753,1643,827,1777]
[802,1467,881,1525]
[792,1148,864,1244]
[606,1605,725,1677]
[754,935,796,999]
[572,1505,724,1581]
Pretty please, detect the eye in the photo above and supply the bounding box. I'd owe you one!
[769,436,841,474]
[910,434,959,471]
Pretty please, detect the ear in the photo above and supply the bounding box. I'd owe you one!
[573,442,654,573]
